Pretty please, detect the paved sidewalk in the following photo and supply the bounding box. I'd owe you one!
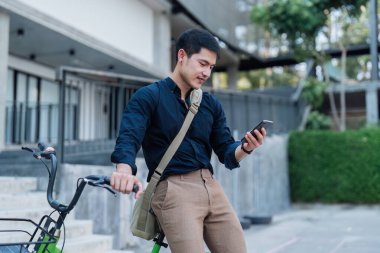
[130,204,380,253]
[244,204,380,253]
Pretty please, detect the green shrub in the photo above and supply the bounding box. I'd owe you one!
[306,111,332,130]
[289,129,380,203]
[302,78,328,109]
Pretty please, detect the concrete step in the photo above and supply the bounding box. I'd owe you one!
[62,219,93,239]
[0,155,41,164]
[0,150,26,159]
[0,231,31,244]
[0,208,53,219]
[0,177,37,194]
[0,175,118,253]
[0,207,76,228]
[0,219,93,244]
[0,192,48,210]
[0,219,117,253]
[0,208,59,230]
[106,250,135,253]
[0,164,48,177]
[57,235,113,253]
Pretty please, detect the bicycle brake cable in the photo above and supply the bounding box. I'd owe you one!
[40,159,52,178]
[87,179,117,196]
[22,147,52,177]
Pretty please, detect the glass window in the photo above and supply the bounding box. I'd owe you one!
[28,76,38,105]
[6,69,13,105]
[16,73,27,104]
[26,76,38,143]
[41,80,59,105]
[39,80,59,143]
[5,69,14,144]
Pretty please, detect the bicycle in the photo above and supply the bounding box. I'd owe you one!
[0,143,203,253]
[0,143,121,253]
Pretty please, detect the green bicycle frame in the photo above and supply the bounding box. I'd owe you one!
[151,243,161,253]
[36,233,61,253]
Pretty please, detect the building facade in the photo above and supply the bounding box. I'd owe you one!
[0,0,173,150]
[0,0,320,153]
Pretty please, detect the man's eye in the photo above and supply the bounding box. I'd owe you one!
[200,61,210,66]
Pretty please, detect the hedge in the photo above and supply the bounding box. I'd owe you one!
[289,129,380,203]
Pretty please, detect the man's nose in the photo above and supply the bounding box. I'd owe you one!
[202,68,211,79]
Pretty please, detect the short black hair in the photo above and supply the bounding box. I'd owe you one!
[175,28,220,61]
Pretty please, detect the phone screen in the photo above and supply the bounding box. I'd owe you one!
[241,120,273,143]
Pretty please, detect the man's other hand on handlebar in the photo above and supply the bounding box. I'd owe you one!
[111,163,143,199]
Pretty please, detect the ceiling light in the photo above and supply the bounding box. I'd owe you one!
[16,28,24,37]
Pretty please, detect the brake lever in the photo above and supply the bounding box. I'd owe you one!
[33,152,42,160]
[22,146,41,159]
[101,185,117,196]
[21,147,34,153]
[22,146,53,160]
[87,180,117,196]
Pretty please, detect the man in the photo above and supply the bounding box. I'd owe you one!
[110,28,266,253]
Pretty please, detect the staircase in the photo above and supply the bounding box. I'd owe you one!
[0,149,46,177]
[0,177,133,253]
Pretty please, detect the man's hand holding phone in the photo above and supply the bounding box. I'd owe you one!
[240,120,273,154]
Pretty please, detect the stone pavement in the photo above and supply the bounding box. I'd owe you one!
[244,204,380,253]
[129,204,380,253]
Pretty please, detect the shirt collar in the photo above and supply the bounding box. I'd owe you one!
[166,77,179,93]
[166,77,193,98]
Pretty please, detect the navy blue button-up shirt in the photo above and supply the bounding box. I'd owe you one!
[111,77,240,182]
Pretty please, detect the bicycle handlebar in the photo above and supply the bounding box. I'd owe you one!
[85,175,139,193]
[21,144,139,215]
[22,143,63,211]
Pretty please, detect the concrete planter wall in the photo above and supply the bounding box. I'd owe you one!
[60,134,290,248]
[214,134,290,218]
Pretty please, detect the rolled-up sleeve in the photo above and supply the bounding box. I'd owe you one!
[209,98,240,170]
[111,85,157,174]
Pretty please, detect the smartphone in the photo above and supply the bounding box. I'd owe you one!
[241,120,274,143]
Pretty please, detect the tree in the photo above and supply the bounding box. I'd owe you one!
[301,77,331,130]
[251,0,368,131]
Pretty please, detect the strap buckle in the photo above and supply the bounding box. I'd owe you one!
[189,104,199,114]
[190,88,202,106]
[151,171,161,182]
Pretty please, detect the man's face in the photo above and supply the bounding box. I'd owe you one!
[179,48,217,90]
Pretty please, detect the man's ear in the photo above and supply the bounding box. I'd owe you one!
[177,49,186,62]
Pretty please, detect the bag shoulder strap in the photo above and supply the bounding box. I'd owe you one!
[155,88,202,175]
[136,88,202,232]
[149,87,202,183]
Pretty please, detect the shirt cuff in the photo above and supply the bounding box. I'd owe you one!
[110,153,138,175]
[224,141,241,169]
[129,163,138,175]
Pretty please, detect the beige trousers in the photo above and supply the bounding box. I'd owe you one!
[151,169,247,253]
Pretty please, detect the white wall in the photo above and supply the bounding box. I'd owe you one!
[0,11,10,150]
[8,55,55,80]
[18,0,156,65]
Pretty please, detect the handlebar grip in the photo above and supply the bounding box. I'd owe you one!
[132,184,139,193]
[38,142,47,151]
[103,176,139,193]
[104,176,111,185]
